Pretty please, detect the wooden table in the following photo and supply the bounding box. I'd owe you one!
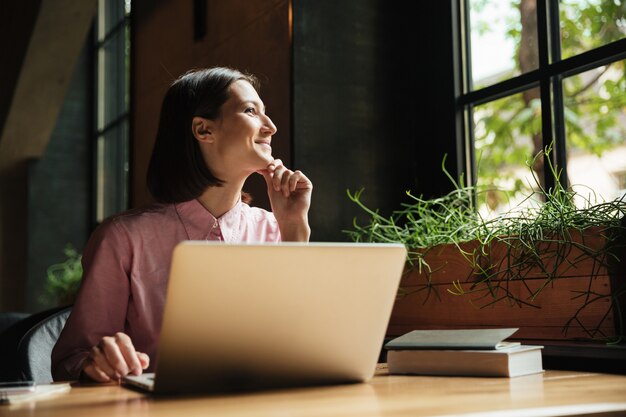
[5,366,626,416]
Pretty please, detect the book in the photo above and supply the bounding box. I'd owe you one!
[386,344,544,377]
[385,328,521,350]
[0,382,71,405]
[385,328,544,377]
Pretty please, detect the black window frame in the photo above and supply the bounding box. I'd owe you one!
[93,0,131,224]
[457,0,626,191]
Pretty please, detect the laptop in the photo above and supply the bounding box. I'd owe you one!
[123,241,407,395]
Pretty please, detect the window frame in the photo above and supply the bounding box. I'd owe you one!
[93,0,131,223]
[457,0,626,191]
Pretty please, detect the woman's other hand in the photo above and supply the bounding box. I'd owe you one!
[259,159,312,241]
[83,332,150,382]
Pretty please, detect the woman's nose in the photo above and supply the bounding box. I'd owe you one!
[262,114,277,135]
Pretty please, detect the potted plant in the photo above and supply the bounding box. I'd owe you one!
[346,147,626,343]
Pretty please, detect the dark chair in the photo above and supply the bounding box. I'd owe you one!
[16,306,72,383]
[0,306,69,382]
[0,312,30,336]
[0,312,30,381]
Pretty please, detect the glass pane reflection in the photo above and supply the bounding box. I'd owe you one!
[564,60,626,205]
[473,88,542,216]
[96,121,129,222]
[469,0,539,90]
[560,0,626,60]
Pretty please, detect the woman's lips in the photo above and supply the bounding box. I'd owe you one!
[255,140,272,149]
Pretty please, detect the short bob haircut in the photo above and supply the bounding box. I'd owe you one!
[147,67,259,203]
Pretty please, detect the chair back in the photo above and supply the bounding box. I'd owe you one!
[17,307,72,383]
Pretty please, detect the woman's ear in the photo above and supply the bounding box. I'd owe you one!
[191,116,215,143]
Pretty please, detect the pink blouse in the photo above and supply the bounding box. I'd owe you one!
[51,199,281,381]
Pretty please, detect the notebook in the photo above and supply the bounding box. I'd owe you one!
[122,241,407,395]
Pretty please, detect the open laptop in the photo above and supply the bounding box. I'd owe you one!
[123,241,407,395]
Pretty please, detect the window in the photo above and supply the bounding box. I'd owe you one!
[94,0,131,222]
[459,0,626,212]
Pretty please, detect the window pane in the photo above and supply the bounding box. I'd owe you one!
[98,0,126,41]
[560,0,626,60]
[564,60,626,205]
[97,28,127,130]
[473,87,542,215]
[469,0,539,90]
[96,121,129,222]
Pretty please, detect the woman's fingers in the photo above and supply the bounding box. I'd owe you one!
[269,160,285,193]
[278,167,291,197]
[84,333,145,381]
[83,361,112,382]
[289,170,309,192]
[100,334,132,376]
[113,333,143,375]
[264,160,309,197]
[85,346,117,381]
[137,352,150,370]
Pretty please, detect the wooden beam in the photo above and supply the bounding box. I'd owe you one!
[0,0,97,174]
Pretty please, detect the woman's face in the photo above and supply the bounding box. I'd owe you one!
[208,80,277,175]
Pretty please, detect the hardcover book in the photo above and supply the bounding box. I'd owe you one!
[385,328,544,377]
[385,328,520,350]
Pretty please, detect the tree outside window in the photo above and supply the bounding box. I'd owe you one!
[464,0,626,214]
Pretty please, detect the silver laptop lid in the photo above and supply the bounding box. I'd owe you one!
[153,242,407,394]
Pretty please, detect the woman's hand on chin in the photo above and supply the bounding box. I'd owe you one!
[258,159,312,241]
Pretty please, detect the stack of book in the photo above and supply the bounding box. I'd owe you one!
[385,328,544,377]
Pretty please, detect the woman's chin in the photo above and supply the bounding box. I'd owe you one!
[259,153,274,166]
[248,155,273,173]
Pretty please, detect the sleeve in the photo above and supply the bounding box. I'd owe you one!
[263,211,282,243]
[51,218,133,381]
[270,215,282,243]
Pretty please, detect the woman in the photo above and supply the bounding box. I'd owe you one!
[51,67,312,382]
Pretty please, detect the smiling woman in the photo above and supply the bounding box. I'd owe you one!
[51,67,312,383]
[191,79,278,189]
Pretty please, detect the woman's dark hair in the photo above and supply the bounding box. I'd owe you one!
[147,67,259,203]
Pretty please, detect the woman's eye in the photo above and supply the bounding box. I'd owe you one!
[245,107,256,114]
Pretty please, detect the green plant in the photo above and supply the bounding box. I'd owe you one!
[42,244,83,306]
[346,146,626,342]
